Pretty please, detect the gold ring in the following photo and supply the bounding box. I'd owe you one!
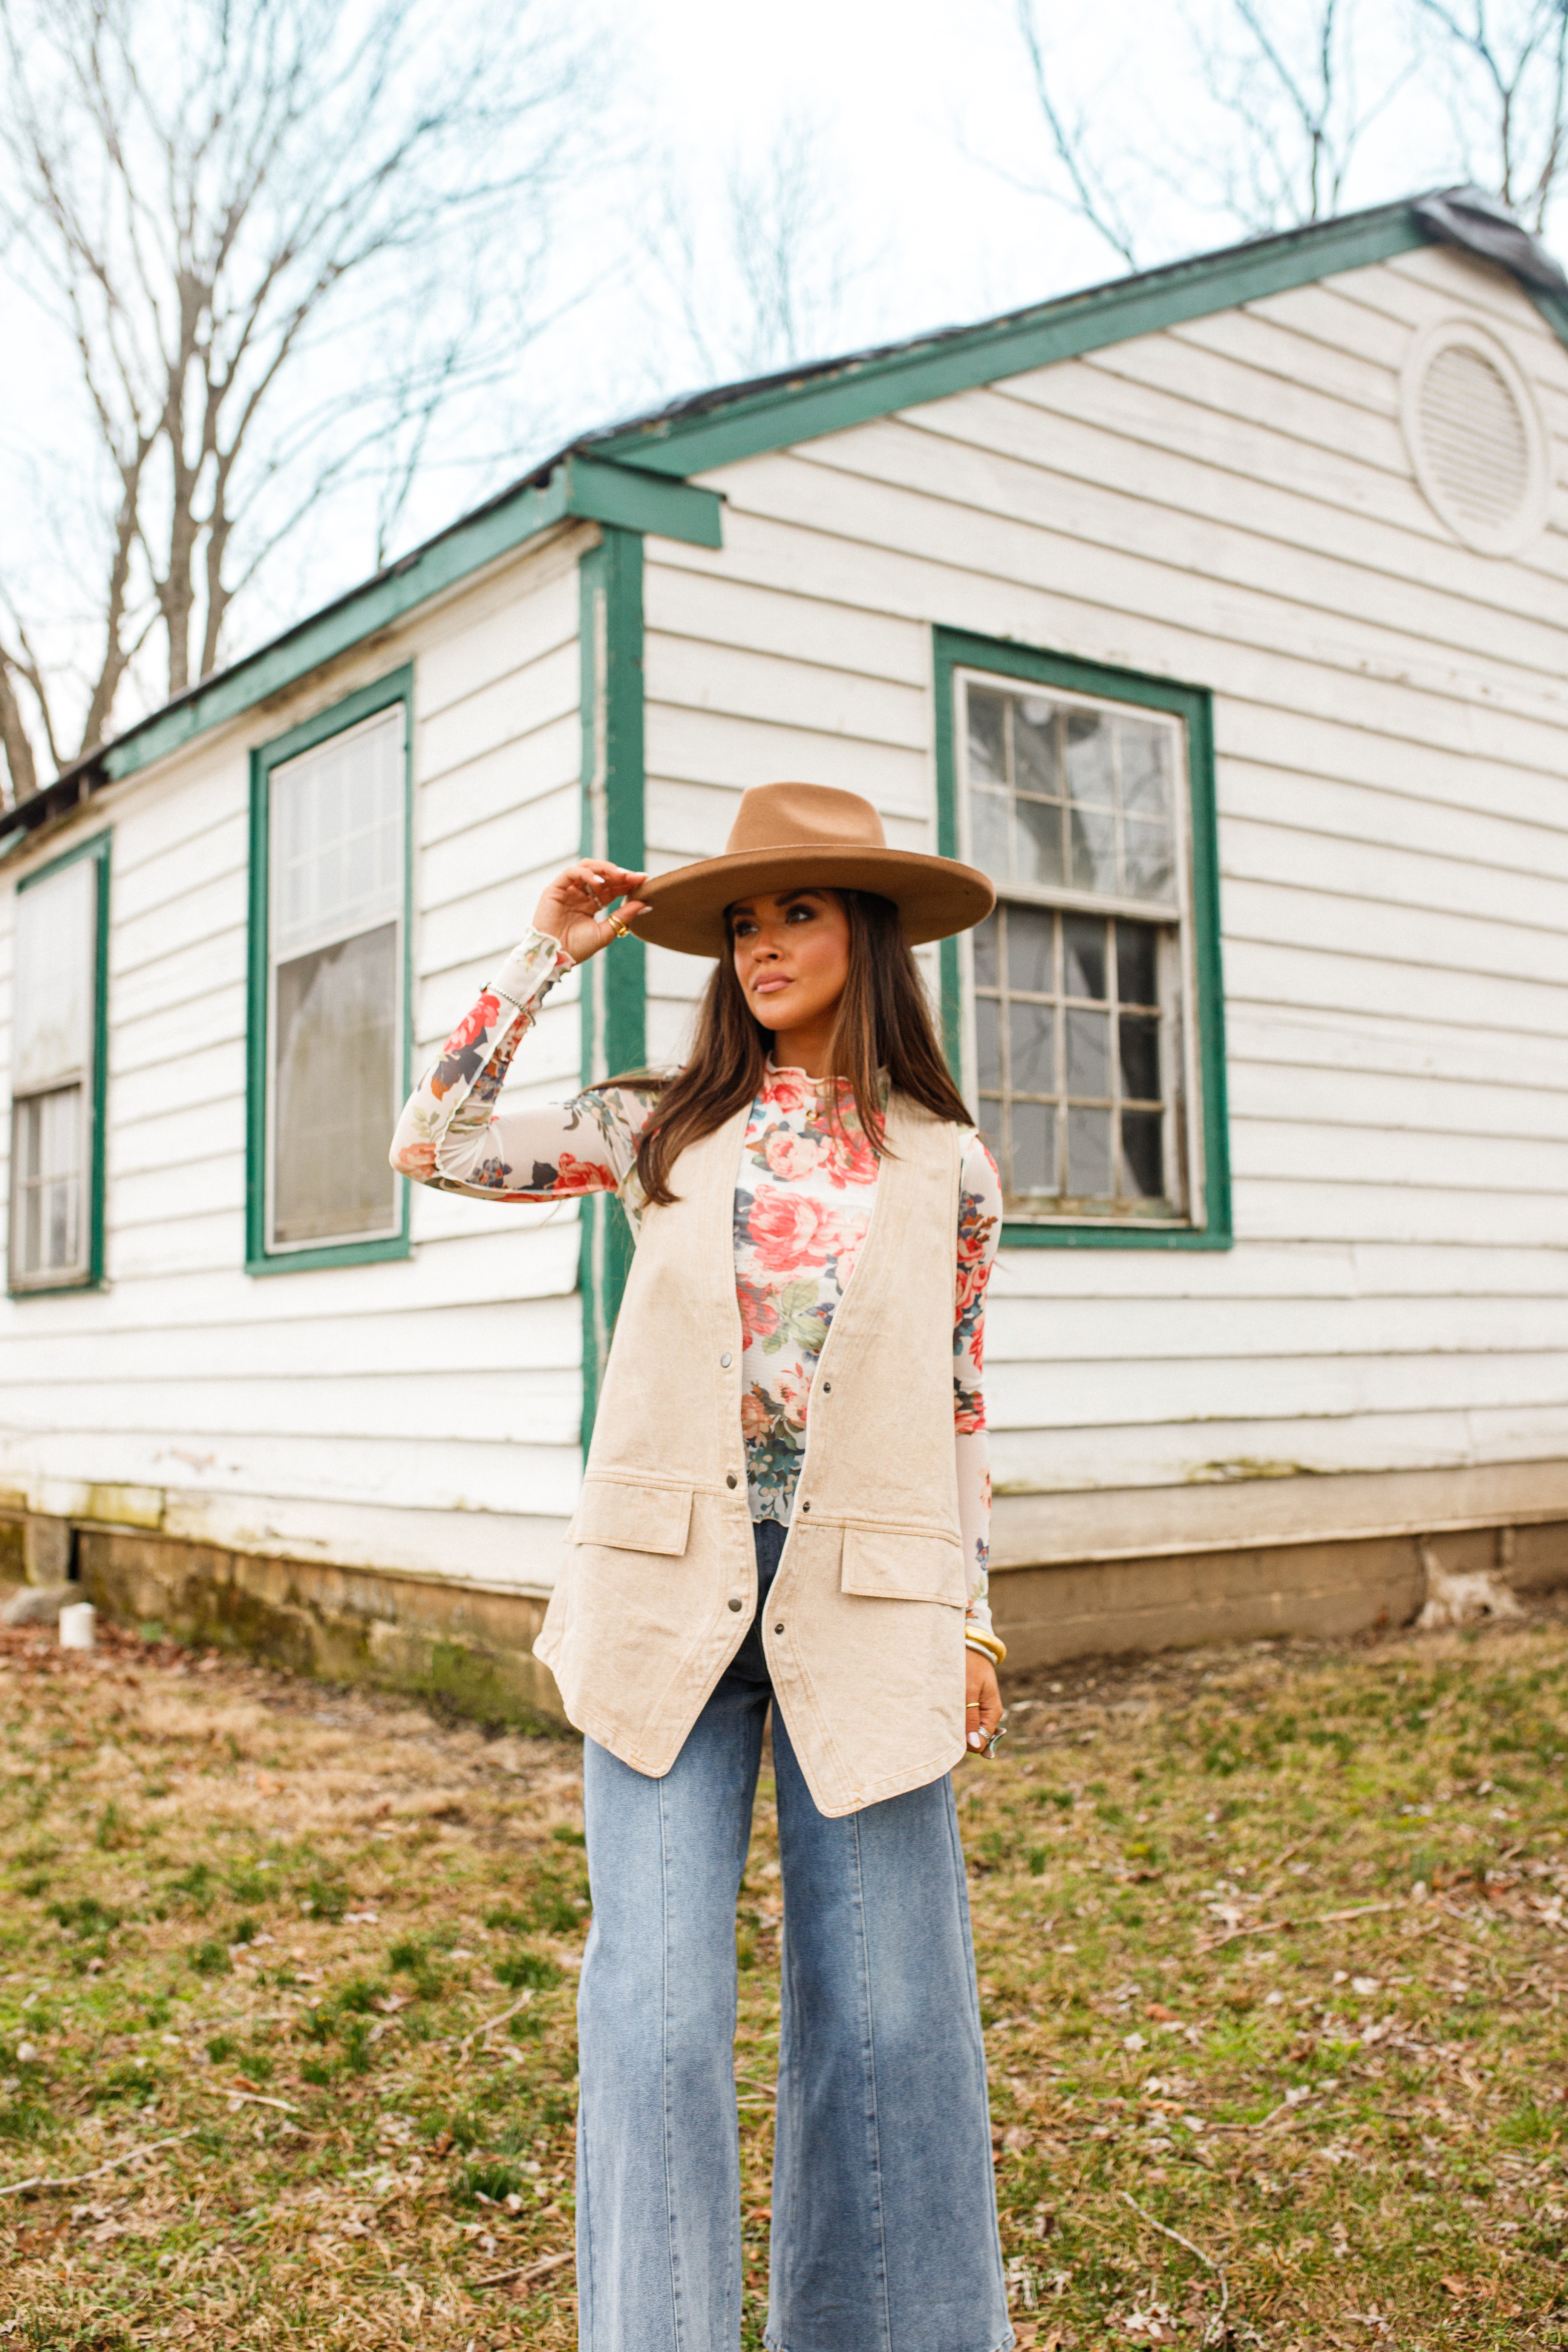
[608,916,629,940]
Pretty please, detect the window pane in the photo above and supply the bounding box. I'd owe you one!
[967,688,1007,784]
[974,995,1002,1093]
[1069,807,1117,893]
[1009,1001,1055,1095]
[1065,1008,1110,1097]
[1119,1013,1161,1102]
[1014,698,1059,796]
[970,786,1010,879]
[1014,794,1065,887]
[1008,903,1054,996]
[1122,816,1173,902]
[1067,1106,1112,1196]
[972,910,999,989]
[1120,1109,1165,1199]
[976,1099,1003,1170]
[1116,920,1159,1008]
[1118,718,1172,818]
[1064,710,1114,805]
[1063,915,1107,1000]
[15,860,96,1090]
[1011,1100,1057,1196]
[273,923,399,1246]
[271,707,404,960]
[12,1085,84,1279]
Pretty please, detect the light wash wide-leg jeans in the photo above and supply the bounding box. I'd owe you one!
[576,1521,1013,2352]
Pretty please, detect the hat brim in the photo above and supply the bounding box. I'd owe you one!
[628,845,997,957]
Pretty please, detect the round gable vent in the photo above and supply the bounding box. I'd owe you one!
[1402,321,1548,557]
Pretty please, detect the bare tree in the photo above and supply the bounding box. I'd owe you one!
[0,0,602,802]
[1190,0,1410,231]
[641,113,873,388]
[1415,0,1568,230]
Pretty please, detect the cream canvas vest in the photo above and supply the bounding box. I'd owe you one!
[534,1090,967,1818]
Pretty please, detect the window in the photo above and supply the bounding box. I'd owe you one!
[248,672,412,1273]
[934,629,1229,1249]
[9,833,110,1292]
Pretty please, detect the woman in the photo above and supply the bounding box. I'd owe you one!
[391,781,1013,2352]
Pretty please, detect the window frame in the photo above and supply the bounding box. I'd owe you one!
[246,666,414,1277]
[7,828,112,1297]
[933,626,1231,1252]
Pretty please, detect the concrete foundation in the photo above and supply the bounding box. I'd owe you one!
[2,1494,1563,1725]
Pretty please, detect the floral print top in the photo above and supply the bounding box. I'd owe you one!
[390,927,1004,1660]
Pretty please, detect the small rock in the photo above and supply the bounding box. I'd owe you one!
[2,1585,75,1627]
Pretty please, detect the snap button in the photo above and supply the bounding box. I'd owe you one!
[726,1473,738,1489]
[773,1623,784,1635]
[727,1598,743,1612]
[822,1380,831,1393]
[800,1499,811,1512]
[720,1351,732,1367]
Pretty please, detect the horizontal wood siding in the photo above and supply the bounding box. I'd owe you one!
[0,524,592,1585]
[644,244,1568,1515]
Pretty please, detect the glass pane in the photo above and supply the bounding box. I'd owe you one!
[271,707,404,959]
[1118,718,1172,817]
[974,995,1002,1092]
[1066,1008,1110,1096]
[969,787,1010,880]
[1068,807,1117,893]
[273,922,399,1246]
[976,1098,1003,1170]
[1009,1001,1055,1094]
[1116,920,1159,1009]
[1063,915,1107,1001]
[1008,903,1054,997]
[1014,697,1059,796]
[1010,1100,1057,1196]
[1122,816,1173,902]
[12,1087,83,1277]
[1120,1109,1165,1199]
[14,860,96,1091]
[967,688,1007,784]
[1119,1013,1161,1102]
[1067,1106,1113,1197]
[1014,794,1065,887]
[1064,709,1114,805]
[972,910,999,989]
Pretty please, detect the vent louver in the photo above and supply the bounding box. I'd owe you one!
[1403,322,1548,557]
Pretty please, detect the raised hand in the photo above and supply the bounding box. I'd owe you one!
[533,860,651,966]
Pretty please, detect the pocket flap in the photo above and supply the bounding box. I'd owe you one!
[841,1524,966,1606]
[571,1480,694,1557]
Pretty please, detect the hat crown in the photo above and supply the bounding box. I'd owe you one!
[725,781,887,858]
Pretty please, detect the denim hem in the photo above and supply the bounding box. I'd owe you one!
[763,2335,1017,2352]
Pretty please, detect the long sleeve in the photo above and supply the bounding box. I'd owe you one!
[955,1133,1003,1664]
[389,926,657,1205]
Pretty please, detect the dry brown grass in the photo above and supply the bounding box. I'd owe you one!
[2,1599,1567,2349]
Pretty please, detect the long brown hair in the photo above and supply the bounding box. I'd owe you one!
[604,890,973,1208]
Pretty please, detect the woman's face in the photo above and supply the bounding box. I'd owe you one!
[729,888,851,1034]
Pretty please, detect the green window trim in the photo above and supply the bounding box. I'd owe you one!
[245,666,415,1277]
[8,827,112,1296]
[578,527,647,1450]
[933,626,1231,1252]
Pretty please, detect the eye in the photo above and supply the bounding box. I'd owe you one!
[785,902,815,923]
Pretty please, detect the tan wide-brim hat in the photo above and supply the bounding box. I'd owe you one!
[631,781,996,957]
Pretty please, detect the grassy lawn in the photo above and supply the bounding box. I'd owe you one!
[1,1602,1566,2348]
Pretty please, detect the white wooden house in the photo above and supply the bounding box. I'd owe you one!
[6,190,1567,1712]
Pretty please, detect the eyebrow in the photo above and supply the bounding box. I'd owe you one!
[731,889,826,920]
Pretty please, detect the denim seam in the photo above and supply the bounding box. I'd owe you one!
[658,1768,685,2352]
[851,1805,896,2352]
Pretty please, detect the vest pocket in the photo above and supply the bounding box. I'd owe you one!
[840,1523,966,1607]
[571,1479,694,1557]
